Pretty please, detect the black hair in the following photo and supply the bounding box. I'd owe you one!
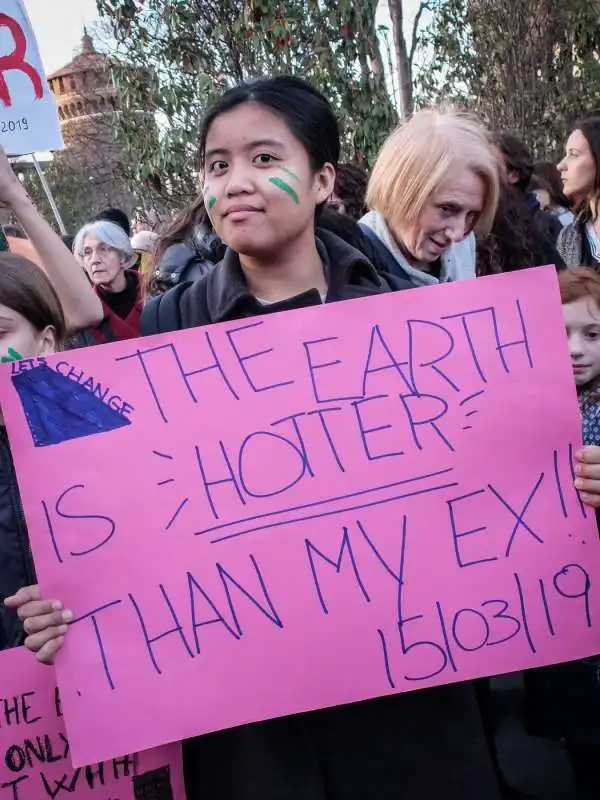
[91,207,131,237]
[144,196,217,299]
[476,180,565,275]
[0,253,66,346]
[529,161,571,209]
[493,133,534,192]
[318,207,397,276]
[152,196,209,268]
[198,75,340,173]
[572,116,600,222]
[2,224,26,239]
[329,163,368,220]
[61,234,75,251]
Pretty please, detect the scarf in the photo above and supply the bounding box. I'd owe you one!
[360,210,476,287]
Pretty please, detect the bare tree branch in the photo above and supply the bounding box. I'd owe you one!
[410,1,430,65]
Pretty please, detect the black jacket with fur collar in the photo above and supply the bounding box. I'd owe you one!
[141,230,413,333]
[140,230,501,800]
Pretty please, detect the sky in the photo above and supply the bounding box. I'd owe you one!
[24,0,99,75]
[23,0,418,115]
[24,0,412,78]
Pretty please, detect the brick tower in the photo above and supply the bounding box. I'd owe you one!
[46,31,136,218]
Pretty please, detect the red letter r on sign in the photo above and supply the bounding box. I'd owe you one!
[0,13,43,108]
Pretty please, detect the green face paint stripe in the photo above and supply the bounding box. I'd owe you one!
[208,196,217,210]
[1,348,23,363]
[278,166,300,182]
[269,177,300,205]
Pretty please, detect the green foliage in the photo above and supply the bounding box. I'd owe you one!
[416,0,600,157]
[15,149,137,235]
[16,156,102,234]
[95,0,398,209]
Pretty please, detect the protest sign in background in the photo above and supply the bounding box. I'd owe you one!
[0,0,63,154]
[0,266,598,766]
[0,646,185,800]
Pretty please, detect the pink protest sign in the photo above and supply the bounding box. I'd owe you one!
[0,646,185,800]
[0,266,598,767]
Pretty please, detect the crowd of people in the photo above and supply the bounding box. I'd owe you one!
[0,75,600,799]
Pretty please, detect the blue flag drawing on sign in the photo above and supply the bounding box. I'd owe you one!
[12,364,131,447]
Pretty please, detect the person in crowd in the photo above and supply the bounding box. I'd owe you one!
[12,73,600,800]
[562,267,600,443]
[8,75,509,800]
[91,206,132,237]
[0,255,68,650]
[73,219,141,341]
[557,117,600,270]
[476,176,566,275]
[131,229,159,277]
[7,80,600,799]
[530,161,574,227]
[493,133,563,242]
[360,108,500,286]
[524,267,600,800]
[144,196,225,299]
[0,147,101,333]
[132,209,161,234]
[327,162,368,219]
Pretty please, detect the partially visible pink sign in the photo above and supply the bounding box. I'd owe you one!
[0,267,599,767]
[0,646,185,800]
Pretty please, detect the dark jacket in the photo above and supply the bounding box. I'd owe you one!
[154,229,225,290]
[142,231,501,800]
[142,229,413,332]
[524,387,600,745]
[316,208,416,282]
[92,269,142,343]
[525,192,563,243]
[0,428,34,650]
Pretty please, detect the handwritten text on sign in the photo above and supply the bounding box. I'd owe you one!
[0,647,185,800]
[1,267,598,766]
[0,1,63,154]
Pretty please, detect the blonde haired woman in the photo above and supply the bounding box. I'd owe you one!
[361,108,500,287]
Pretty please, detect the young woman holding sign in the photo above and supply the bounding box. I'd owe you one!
[7,75,500,800]
[8,78,600,800]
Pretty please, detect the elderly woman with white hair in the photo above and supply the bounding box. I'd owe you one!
[360,108,500,287]
[73,219,141,342]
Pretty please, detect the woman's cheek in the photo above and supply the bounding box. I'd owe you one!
[267,166,302,206]
[203,184,218,212]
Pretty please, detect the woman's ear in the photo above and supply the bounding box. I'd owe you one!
[315,163,336,205]
[37,325,57,356]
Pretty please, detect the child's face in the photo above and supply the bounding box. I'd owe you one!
[563,297,600,387]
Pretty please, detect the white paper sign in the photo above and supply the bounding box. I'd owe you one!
[0,0,63,155]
